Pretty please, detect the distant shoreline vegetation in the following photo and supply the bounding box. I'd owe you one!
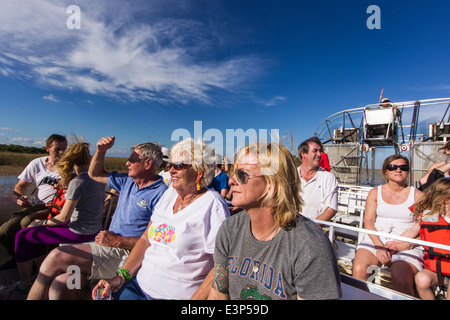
[0,149,128,173]
[0,144,47,154]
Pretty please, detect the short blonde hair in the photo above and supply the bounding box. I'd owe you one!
[170,138,216,188]
[234,142,303,227]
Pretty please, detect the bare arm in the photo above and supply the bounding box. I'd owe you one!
[316,207,337,221]
[94,231,140,251]
[207,262,230,300]
[88,136,115,185]
[91,220,152,299]
[385,223,421,252]
[419,161,450,186]
[13,180,32,207]
[121,221,152,274]
[29,199,78,227]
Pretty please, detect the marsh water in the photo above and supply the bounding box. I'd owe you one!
[0,175,21,224]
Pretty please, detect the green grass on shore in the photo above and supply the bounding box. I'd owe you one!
[0,151,128,173]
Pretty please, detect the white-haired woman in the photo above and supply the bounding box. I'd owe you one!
[208,142,342,300]
[93,139,230,300]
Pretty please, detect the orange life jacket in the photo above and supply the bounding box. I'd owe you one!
[47,189,66,219]
[420,211,450,286]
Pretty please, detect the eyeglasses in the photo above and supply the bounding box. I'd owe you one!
[169,162,192,170]
[386,164,410,172]
[127,157,143,164]
[233,169,263,184]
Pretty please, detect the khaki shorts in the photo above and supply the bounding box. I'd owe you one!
[89,242,130,280]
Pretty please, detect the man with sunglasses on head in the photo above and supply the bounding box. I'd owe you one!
[297,137,338,222]
[27,136,167,300]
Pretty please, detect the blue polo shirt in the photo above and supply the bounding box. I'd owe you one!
[208,171,229,194]
[107,172,167,237]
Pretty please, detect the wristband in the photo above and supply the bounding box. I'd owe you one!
[116,268,132,283]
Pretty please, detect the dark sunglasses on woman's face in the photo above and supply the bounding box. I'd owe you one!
[169,162,192,170]
[386,164,410,172]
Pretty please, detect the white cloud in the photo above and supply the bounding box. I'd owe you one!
[265,96,287,107]
[1,127,19,132]
[42,94,60,102]
[0,0,263,105]
[408,84,450,93]
[7,137,46,147]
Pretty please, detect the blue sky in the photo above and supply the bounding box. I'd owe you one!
[0,0,449,158]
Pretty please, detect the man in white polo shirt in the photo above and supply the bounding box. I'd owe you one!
[297,138,338,221]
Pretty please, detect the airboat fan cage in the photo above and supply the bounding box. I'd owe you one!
[313,98,450,186]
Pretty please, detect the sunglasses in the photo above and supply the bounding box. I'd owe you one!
[233,169,263,184]
[169,162,192,170]
[386,164,410,172]
[127,157,143,164]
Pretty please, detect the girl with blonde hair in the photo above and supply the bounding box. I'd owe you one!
[13,137,106,294]
[386,178,450,299]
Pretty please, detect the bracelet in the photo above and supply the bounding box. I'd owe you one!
[116,268,132,283]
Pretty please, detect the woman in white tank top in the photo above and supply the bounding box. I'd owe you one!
[352,155,424,297]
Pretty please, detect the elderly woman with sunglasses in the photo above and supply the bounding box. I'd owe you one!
[353,154,424,296]
[92,138,230,300]
[208,142,342,300]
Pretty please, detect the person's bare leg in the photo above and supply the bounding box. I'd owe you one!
[17,254,47,288]
[17,259,34,288]
[48,272,90,300]
[352,248,380,281]
[27,244,93,300]
[415,269,439,300]
[390,261,418,297]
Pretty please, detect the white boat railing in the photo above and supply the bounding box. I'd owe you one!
[312,218,450,252]
[312,218,450,300]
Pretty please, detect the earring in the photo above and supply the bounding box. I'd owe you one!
[196,172,201,190]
